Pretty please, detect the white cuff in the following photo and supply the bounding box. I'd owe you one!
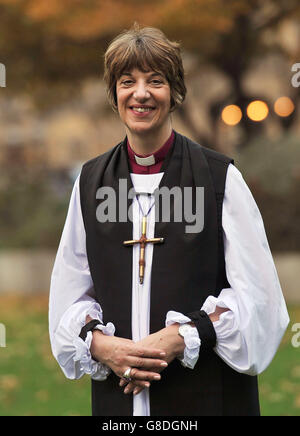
[73,321,115,381]
[165,311,201,369]
[93,322,115,336]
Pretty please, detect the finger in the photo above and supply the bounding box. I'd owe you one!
[124,382,135,394]
[119,378,127,387]
[129,367,162,381]
[120,377,151,389]
[124,381,150,394]
[117,367,163,382]
[133,386,144,396]
[127,356,168,370]
[130,347,166,359]
[119,376,151,390]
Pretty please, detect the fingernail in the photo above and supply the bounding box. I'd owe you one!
[145,382,150,387]
[133,388,139,395]
[161,362,168,367]
[160,352,166,356]
[154,375,161,380]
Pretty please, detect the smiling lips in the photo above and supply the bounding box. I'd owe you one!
[130,106,156,115]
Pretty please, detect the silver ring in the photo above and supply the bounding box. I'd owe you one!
[122,367,132,381]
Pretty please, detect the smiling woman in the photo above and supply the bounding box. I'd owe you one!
[115,68,172,154]
[103,23,186,114]
[103,23,186,155]
[49,22,289,418]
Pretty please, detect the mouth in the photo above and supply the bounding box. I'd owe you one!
[129,106,156,115]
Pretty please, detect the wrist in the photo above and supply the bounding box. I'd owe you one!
[90,329,109,363]
[209,307,230,323]
[209,314,219,323]
[165,323,185,357]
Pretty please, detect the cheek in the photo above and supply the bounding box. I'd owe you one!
[115,90,121,108]
[162,89,172,110]
[161,94,172,112]
[116,95,127,117]
[115,86,125,110]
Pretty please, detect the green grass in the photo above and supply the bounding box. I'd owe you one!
[0,295,299,416]
[258,305,300,416]
[0,295,90,416]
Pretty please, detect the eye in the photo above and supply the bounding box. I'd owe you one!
[151,79,163,85]
[121,79,134,86]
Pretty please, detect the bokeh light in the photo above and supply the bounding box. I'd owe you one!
[221,104,242,126]
[247,100,269,122]
[274,97,295,117]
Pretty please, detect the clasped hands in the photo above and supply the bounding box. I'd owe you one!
[90,323,184,396]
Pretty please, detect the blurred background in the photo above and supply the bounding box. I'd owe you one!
[0,0,299,416]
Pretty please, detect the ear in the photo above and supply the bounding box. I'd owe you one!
[113,86,118,108]
[169,95,176,112]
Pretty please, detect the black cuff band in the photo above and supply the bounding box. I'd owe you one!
[79,319,103,342]
[186,310,216,350]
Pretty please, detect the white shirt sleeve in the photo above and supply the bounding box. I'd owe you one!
[167,163,290,374]
[48,173,115,380]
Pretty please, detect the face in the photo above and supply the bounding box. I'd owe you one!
[116,68,172,136]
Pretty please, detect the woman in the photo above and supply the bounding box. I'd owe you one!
[49,23,289,416]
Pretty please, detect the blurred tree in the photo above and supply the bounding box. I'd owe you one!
[233,132,300,251]
[0,0,299,250]
[0,167,72,248]
[0,0,299,145]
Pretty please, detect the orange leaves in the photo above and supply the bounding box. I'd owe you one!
[0,0,245,42]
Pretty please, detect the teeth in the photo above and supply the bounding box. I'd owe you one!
[132,107,153,112]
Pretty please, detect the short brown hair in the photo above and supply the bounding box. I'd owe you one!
[103,23,186,112]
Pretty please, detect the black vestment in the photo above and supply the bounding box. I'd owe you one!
[79,131,260,416]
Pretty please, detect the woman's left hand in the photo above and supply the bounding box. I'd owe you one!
[120,323,184,395]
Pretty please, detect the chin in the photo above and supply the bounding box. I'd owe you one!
[128,123,157,135]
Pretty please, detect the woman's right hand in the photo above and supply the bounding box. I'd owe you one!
[90,330,167,389]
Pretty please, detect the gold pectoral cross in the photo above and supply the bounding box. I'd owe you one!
[123,216,164,284]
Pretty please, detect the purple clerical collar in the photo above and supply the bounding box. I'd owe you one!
[127,130,175,174]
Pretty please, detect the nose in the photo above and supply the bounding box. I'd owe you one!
[133,80,150,101]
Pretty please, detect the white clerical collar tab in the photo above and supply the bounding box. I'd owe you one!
[134,154,155,166]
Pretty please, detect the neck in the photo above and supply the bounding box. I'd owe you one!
[126,121,173,156]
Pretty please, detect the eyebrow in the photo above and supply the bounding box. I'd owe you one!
[120,71,163,78]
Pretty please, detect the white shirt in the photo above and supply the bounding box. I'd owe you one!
[48,163,289,416]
